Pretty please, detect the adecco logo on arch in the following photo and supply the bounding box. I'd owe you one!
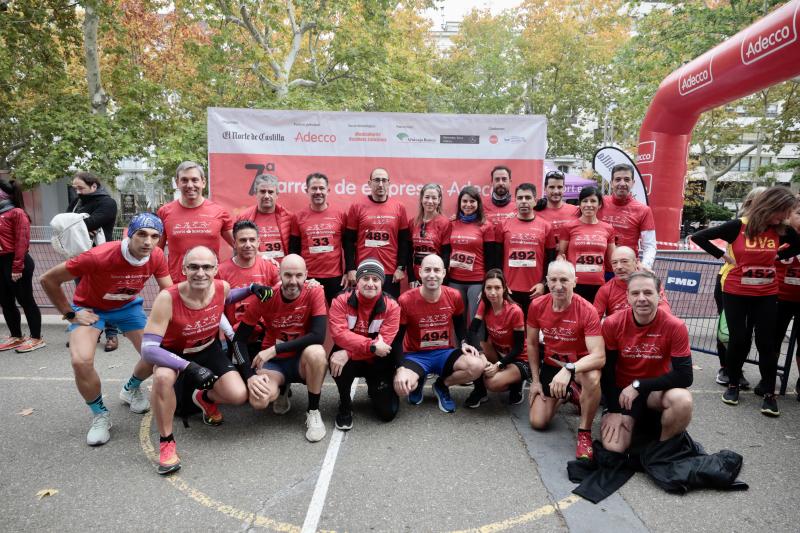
[678,56,714,96]
[740,3,798,65]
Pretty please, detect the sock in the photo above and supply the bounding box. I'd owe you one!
[308,392,321,411]
[578,428,591,433]
[124,375,144,391]
[87,394,108,415]
[160,433,175,443]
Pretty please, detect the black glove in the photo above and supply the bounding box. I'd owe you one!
[249,283,274,302]
[183,361,218,390]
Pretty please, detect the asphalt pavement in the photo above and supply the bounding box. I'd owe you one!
[2,323,799,532]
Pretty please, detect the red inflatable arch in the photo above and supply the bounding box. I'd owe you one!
[639,0,800,247]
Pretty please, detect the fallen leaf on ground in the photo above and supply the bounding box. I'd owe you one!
[18,408,34,416]
[36,489,58,499]
[38,366,47,370]
[107,364,120,369]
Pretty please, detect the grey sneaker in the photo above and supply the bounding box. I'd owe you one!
[120,386,150,414]
[87,412,112,446]
[273,387,291,415]
[305,409,326,442]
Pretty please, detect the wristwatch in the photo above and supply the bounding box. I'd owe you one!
[369,343,377,354]
[62,311,76,321]
[632,379,641,391]
[565,362,576,376]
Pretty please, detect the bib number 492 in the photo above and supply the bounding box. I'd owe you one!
[508,250,536,267]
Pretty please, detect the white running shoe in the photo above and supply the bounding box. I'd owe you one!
[305,409,326,442]
[273,387,291,415]
[87,412,112,446]
[120,386,150,414]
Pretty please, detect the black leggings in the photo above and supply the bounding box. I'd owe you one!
[574,284,601,304]
[775,299,800,362]
[723,292,777,391]
[332,355,398,422]
[0,253,42,338]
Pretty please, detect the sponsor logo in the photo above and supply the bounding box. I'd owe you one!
[741,9,798,65]
[503,135,527,144]
[440,134,480,144]
[294,131,337,143]
[636,141,656,165]
[665,270,701,294]
[489,135,498,144]
[678,56,714,96]
[396,132,436,143]
[348,131,387,143]
[222,131,285,141]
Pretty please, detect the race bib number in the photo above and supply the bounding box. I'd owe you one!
[508,250,536,268]
[184,337,215,354]
[450,251,476,271]
[309,236,334,254]
[785,267,800,286]
[420,330,449,348]
[575,254,603,273]
[260,241,284,260]
[741,266,775,286]
[102,288,138,301]
[364,230,390,248]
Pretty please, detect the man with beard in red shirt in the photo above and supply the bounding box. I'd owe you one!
[483,165,517,226]
[600,271,693,453]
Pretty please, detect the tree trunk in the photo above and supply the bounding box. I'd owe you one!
[82,2,108,115]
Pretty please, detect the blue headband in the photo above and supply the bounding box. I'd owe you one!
[128,212,164,237]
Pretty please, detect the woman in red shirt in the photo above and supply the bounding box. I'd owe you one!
[0,178,44,352]
[692,186,800,416]
[774,198,800,399]
[558,186,615,303]
[408,183,451,286]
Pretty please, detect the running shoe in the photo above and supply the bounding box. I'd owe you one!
[158,441,181,475]
[760,394,780,417]
[273,386,291,415]
[335,410,353,431]
[192,390,223,426]
[86,412,112,446]
[464,387,488,409]
[722,385,739,406]
[120,385,150,414]
[15,337,46,353]
[305,409,326,442]
[0,336,25,351]
[576,431,594,461]
[715,368,729,386]
[408,375,426,405]
[433,378,455,413]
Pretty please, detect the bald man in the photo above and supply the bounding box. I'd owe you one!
[594,246,670,319]
[231,254,329,442]
[393,254,484,413]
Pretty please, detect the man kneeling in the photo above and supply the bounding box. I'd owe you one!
[600,271,693,453]
[526,261,605,461]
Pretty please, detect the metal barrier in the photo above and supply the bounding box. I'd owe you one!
[653,251,795,395]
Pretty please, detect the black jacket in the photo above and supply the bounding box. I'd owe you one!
[67,187,118,240]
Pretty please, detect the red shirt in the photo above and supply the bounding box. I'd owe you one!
[476,300,527,361]
[593,277,671,318]
[536,204,580,239]
[237,205,293,263]
[449,219,496,282]
[217,257,278,337]
[0,207,30,273]
[66,241,169,310]
[291,206,347,278]
[602,308,691,388]
[241,284,327,358]
[777,254,800,303]
[399,286,464,353]
[484,199,517,227]
[161,279,226,355]
[527,294,601,368]
[560,219,616,285]
[347,196,409,274]
[598,195,654,256]
[329,291,401,361]
[158,199,233,282]
[720,221,780,296]
[496,216,556,292]
[409,215,452,280]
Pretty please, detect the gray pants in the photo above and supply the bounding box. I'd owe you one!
[447,280,484,343]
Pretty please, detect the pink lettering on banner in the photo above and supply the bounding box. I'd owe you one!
[741,4,798,65]
[678,56,714,96]
[636,141,656,165]
[295,131,337,143]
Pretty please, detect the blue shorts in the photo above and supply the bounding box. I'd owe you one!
[401,348,460,380]
[264,356,305,384]
[68,297,146,333]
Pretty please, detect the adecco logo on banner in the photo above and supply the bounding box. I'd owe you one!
[678,56,714,96]
[741,4,798,65]
[294,131,337,143]
[636,141,656,165]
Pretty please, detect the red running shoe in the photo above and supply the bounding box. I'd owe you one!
[0,337,25,351]
[576,431,594,461]
[158,441,181,475]
[192,390,223,426]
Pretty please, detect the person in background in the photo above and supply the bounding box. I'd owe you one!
[534,170,580,241]
[409,183,451,287]
[772,196,800,401]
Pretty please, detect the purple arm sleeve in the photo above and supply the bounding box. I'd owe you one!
[141,333,189,371]
[225,286,251,305]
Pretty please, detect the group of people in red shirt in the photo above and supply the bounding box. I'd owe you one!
[30,161,697,477]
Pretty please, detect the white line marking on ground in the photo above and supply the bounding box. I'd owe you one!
[300,378,358,533]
